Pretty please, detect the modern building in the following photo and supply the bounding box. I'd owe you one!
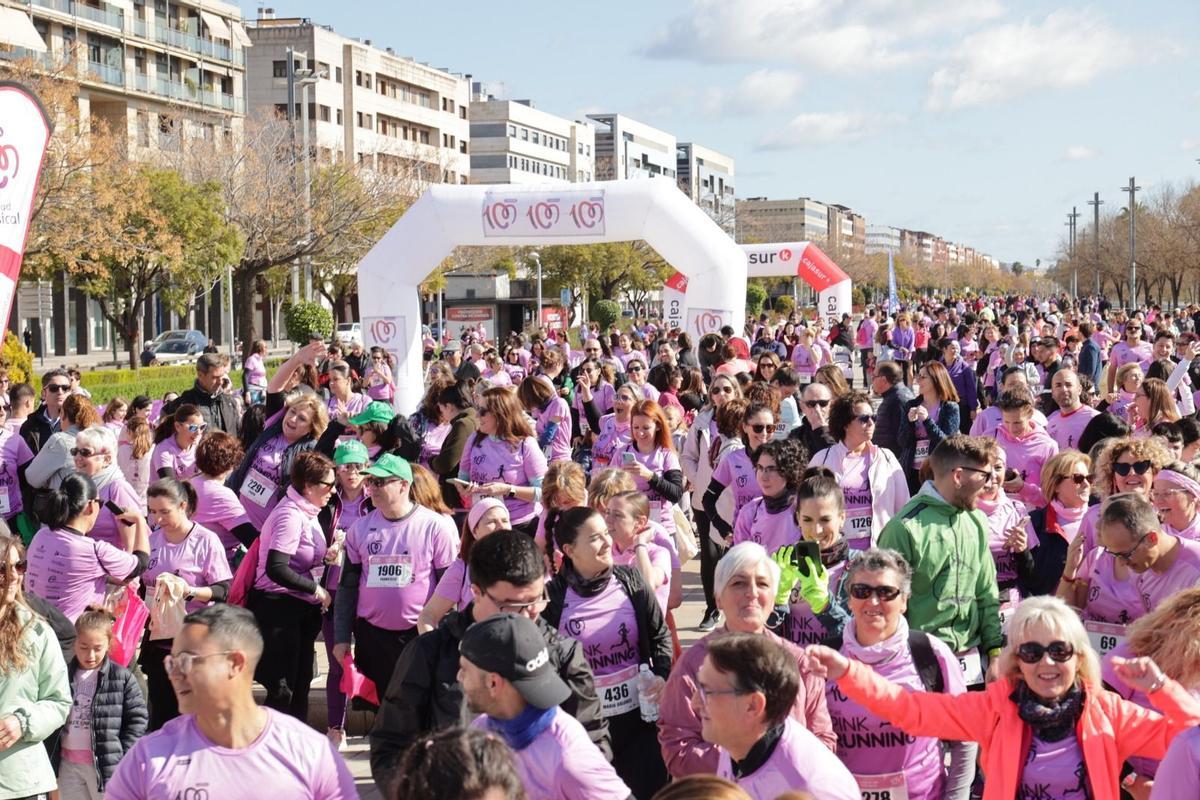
[826,203,865,255]
[586,113,676,182]
[468,93,595,185]
[865,224,902,254]
[676,142,735,228]
[244,10,470,183]
[736,196,829,245]
[0,0,251,357]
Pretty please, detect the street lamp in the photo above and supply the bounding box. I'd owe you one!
[296,69,325,303]
[529,251,542,329]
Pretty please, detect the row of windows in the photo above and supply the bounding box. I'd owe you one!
[505,124,588,155]
[271,60,466,118]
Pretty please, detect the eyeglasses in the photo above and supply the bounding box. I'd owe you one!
[627,365,644,373]
[758,362,778,370]
[711,386,735,395]
[185,423,208,434]
[164,650,235,676]
[695,684,748,704]
[754,463,780,475]
[70,448,103,458]
[1113,460,1153,477]
[45,384,70,393]
[1059,473,1090,486]
[337,463,364,473]
[747,424,772,434]
[1016,641,1075,664]
[1104,532,1150,562]
[313,479,337,489]
[804,399,830,409]
[960,465,996,483]
[855,414,877,425]
[848,583,902,601]
[482,588,549,615]
[0,560,27,578]
[365,476,400,489]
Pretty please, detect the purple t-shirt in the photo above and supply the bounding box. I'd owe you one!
[432,558,473,609]
[1017,734,1091,798]
[558,578,640,678]
[25,527,140,621]
[91,478,145,550]
[591,414,631,470]
[733,497,800,555]
[0,428,32,516]
[458,435,547,524]
[717,717,860,800]
[243,353,267,388]
[150,436,198,481]
[344,505,458,630]
[1046,405,1100,451]
[711,447,760,524]
[1152,726,1200,800]
[238,434,288,529]
[145,524,232,615]
[419,422,451,467]
[573,383,615,434]
[786,560,847,646]
[1134,536,1200,613]
[327,392,369,420]
[471,708,630,800]
[610,444,682,533]
[536,396,573,464]
[1083,552,1143,625]
[105,709,357,799]
[611,539,672,612]
[253,493,327,602]
[189,476,252,558]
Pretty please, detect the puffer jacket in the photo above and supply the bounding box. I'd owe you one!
[51,656,147,791]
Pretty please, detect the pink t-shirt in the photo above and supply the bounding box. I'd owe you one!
[0,428,32,516]
[840,451,873,549]
[733,497,800,555]
[573,383,615,435]
[1046,405,1100,451]
[558,577,640,677]
[1082,552,1142,625]
[432,558,473,609]
[995,425,1059,509]
[91,478,146,550]
[253,494,327,602]
[716,717,860,800]
[189,476,252,558]
[1017,734,1090,798]
[611,539,672,611]
[237,433,289,529]
[25,527,140,621]
[150,436,198,481]
[419,422,451,467]
[471,708,630,800]
[1110,341,1152,373]
[243,353,267,388]
[1134,536,1200,613]
[536,396,573,464]
[105,709,357,799]
[117,442,152,509]
[145,524,232,615]
[327,491,369,589]
[459,435,547,524]
[1152,726,1200,800]
[711,448,760,524]
[610,444,682,533]
[344,505,458,630]
[590,414,630,470]
[365,362,394,400]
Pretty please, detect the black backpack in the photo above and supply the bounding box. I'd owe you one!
[823,629,945,693]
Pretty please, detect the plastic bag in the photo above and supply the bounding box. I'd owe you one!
[671,505,700,564]
[150,574,188,641]
[339,654,379,706]
[227,537,262,607]
[109,585,149,667]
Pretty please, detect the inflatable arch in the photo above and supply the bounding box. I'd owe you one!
[356,180,747,413]
[741,242,852,329]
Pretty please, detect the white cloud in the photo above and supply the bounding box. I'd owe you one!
[927,10,1132,111]
[756,112,903,150]
[702,69,805,115]
[643,0,1004,72]
[1182,138,1200,151]
[1064,145,1097,160]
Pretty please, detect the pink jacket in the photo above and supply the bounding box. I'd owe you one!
[657,628,836,779]
[837,659,1200,800]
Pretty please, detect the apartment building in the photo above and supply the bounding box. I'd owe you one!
[736,196,829,244]
[468,94,595,185]
[587,113,676,182]
[245,11,469,183]
[826,203,865,255]
[865,224,901,254]
[0,0,250,356]
[676,142,735,227]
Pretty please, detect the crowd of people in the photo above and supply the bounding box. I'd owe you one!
[1,296,1200,799]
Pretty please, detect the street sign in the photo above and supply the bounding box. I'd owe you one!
[559,288,571,307]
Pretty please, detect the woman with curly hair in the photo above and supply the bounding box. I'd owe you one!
[732,439,805,554]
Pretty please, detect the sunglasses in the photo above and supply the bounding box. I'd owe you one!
[1112,460,1153,477]
[313,479,337,489]
[1,560,28,578]
[627,365,644,372]
[1059,473,1090,486]
[185,423,208,434]
[849,583,902,601]
[70,448,102,458]
[337,463,365,473]
[1104,532,1150,562]
[46,384,71,393]
[855,414,877,425]
[365,476,400,489]
[711,386,735,395]
[804,399,831,409]
[747,424,772,434]
[1016,641,1075,664]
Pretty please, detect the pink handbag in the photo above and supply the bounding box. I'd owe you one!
[109,585,149,667]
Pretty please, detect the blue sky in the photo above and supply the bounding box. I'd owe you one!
[240,0,1200,268]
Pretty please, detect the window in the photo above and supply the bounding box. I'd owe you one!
[531,132,539,145]
[460,106,467,119]
[272,60,287,78]
[318,61,330,77]
[520,128,528,141]
[319,105,331,122]
[335,66,342,83]
[418,130,429,144]
[336,108,343,125]
[136,111,149,147]
[508,124,516,137]
[460,141,467,154]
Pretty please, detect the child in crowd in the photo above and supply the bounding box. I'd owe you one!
[54,609,148,799]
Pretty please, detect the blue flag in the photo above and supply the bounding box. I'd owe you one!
[887,249,899,312]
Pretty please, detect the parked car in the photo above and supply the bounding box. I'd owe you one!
[150,329,207,353]
[151,339,201,364]
[335,322,361,347]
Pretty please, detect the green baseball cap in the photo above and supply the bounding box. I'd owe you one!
[334,440,369,466]
[349,401,395,426]
[361,453,413,482]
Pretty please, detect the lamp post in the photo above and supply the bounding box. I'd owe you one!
[1122,177,1140,307]
[530,251,542,330]
[297,70,324,303]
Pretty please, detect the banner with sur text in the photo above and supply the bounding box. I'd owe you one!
[0,83,52,333]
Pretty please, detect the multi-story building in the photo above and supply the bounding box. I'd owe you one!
[0,0,250,356]
[865,224,901,254]
[676,142,735,227]
[244,10,469,183]
[586,113,676,182]
[736,196,829,245]
[826,204,865,255]
[468,93,594,185]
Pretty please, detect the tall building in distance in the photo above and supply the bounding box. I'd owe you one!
[676,142,735,229]
[587,113,676,182]
[468,90,595,185]
[827,203,866,256]
[244,9,469,182]
[865,224,902,254]
[736,196,829,244]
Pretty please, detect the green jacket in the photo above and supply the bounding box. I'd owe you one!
[878,485,1003,654]
[0,605,71,799]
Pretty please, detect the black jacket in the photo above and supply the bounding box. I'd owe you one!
[369,603,610,795]
[164,380,241,437]
[19,405,59,456]
[26,591,76,664]
[872,383,914,457]
[788,418,835,457]
[51,657,148,791]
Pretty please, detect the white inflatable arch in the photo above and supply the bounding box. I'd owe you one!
[357,180,747,413]
[741,242,852,328]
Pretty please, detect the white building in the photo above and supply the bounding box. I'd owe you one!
[737,196,829,244]
[468,95,595,184]
[865,224,902,254]
[676,142,735,224]
[245,11,469,182]
[587,113,676,181]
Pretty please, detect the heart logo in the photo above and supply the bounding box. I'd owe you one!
[0,135,19,191]
[570,199,605,229]
[371,319,397,345]
[482,200,517,230]
[697,312,723,332]
[527,200,561,230]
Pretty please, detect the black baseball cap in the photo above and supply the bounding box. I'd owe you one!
[459,614,570,710]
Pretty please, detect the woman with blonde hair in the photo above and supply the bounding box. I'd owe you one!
[538,460,587,554]
[1131,377,1180,436]
[814,363,850,400]
[806,595,1200,800]
[1107,362,1144,422]
[1023,449,1093,596]
[409,463,453,516]
[118,414,154,506]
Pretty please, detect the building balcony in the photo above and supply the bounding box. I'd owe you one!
[0,46,57,69]
[32,0,124,28]
[150,77,243,113]
[86,59,123,86]
[151,16,242,65]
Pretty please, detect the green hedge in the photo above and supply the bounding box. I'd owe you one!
[78,359,286,406]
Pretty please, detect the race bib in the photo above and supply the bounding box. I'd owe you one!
[240,468,277,508]
[0,492,11,516]
[999,596,1019,637]
[595,664,639,717]
[913,439,930,467]
[798,370,813,386]
[855,771,909,800]
[1084,620,1128,658]
[843,506,872,542]
[366,554,414,589]
[956,647,985,687]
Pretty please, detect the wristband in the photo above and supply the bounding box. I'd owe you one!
[987,647,1003,659]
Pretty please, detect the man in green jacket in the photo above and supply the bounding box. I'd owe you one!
[878,434,1004,684]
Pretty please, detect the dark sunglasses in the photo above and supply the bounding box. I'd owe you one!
[365,476,399,489]
[747,423,772,434]
[185,423,208,434]
[1112,460,1153,477]
[627,365,644,372]
[848,583,902,601]
[70,448,101,458]
[1016,641,1075,664]
[711,386,735,395]
[1059,473,1090,486]
[1,560,28,577]
[46,384,71,393]
[1104,532,1150,562]
[804,399,831,409]
[855,414,877,425]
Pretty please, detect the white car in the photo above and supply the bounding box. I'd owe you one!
[336,322,361,347]
[151,340,200,364]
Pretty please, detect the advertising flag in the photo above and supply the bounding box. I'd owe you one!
[887,249,899,312]
[0,82,53,331]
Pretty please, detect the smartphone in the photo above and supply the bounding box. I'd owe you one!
[792,539,822,573]
[622,451,636,466]
[104,500,133,525]
[448,478,473,490]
